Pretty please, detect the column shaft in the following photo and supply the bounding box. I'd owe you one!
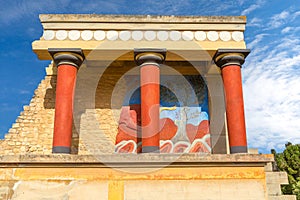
[49,48,84,154]
[134,48,166,153]
[221,65,247,153]
[213,49,250,154]
[52,64,78,153]
[141,65,160,153]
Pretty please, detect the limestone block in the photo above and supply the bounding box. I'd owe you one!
[265,162,273,172]
[266,172,289,185]
[11,181,108,200]
[0,185,11,200]
[11,123,19,128]
[124,180,266,200]
[269,196,296,200]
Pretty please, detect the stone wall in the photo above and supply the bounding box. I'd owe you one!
[0,63,123,155]
[0,68,55,155]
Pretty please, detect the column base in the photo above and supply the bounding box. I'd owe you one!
[52,146,71,154]
[142,146,160,153]
[230,146,248,154]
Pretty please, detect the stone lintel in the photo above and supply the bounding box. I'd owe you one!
[0,154,274,168]
[40,14,247,24]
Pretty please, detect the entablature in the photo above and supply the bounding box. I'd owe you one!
[32,14,247,62]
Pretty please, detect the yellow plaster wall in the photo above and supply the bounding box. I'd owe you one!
[0,165,267,200]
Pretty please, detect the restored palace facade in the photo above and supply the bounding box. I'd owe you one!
[0,15,295,200]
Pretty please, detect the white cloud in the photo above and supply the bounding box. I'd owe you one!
[241,0,264,15]
[243,31,300,152]
[0,1,71,25]
[281,27,292,34]
[71,1,123,13]
[281,26,300,37]
[268,10,289,28]
[267,9,300,30]
[247,17,263,27]
[236,0,247,5]
[247,33,268,49]
[0,1,127,26]
[276,10,289,19]
[291,11,300,20]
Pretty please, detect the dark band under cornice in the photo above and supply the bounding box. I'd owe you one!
[213,49,250,69]
[48,48,85,68]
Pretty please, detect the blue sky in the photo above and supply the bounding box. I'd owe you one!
[0,0,299,153]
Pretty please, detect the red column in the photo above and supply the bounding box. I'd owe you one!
[213,49,250,154]
[222,65,247,153]
[53,65,77,153]
[134,49,166,153]
[140,64,160,153]
[49,49,84,154]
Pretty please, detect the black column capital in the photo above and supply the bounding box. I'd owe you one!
[48,48,85,69]
[134,48,166,67]
[213,49,250,69]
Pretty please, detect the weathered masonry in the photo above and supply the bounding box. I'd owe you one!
[0,15,295,200]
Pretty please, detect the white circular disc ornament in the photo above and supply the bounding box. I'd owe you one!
[132,31,143,41]
[195,31,206,41]
[119,31,131,41]
[144,31,156,41]
[169,31,181,41]
[81,30,93,41]
[68,30,80,41]
[94,31,106,41]
[56,30,67,40]
[107,30,118,41]
[157,31,168,41]
[220,31,231,41]
[43,30,55,40]
[232,31,244,42]
[207,31,219,41]
[182,31,194,41]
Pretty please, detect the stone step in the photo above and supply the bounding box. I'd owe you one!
[266,172,289,184]
[267,183,282,196]
[266,171,296,199]
[268,195,296,200]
